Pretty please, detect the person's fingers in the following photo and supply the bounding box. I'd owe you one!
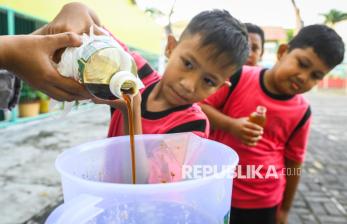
[92,97,125,107]
[41,84,84,102]
[47,32,82,50]
[94,25,108,36]
[91,97,110,104]
[243,135,262,146]
[31,24,48,35]
[54,24,73,34]
[54,82,91,99]
[244,141,257,147]
[49,71,92,99]
[242,127,262,138]
[243,134,262,143]
[92,97,128,111]
[244,122,263,132]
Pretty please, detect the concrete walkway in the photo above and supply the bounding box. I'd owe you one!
[0,105,110,224]
[0,92,346,224]
[289,92,347,224]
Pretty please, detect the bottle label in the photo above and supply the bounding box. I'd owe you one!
[81,39,118,60]
[78,39,122,85]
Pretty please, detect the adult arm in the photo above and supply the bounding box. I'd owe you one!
[0,33,91,101]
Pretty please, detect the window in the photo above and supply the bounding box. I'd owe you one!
[0,9,7,35]
[15,13,46,34]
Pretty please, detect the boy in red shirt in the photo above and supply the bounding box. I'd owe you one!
[106,10,249,138]
[201,25,345,224]
[103,11,248,184]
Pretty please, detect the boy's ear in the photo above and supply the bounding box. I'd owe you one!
[165,34,178,58]
[224,80,232,87]
[277,44,288,60]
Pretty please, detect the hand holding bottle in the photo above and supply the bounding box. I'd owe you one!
[227,117,263,147]
[0,33,91,102]
[57,28,143,101]
[244,105,266,146]
[226,106,266,146]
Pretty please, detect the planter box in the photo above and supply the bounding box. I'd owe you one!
[19,101,40,117]
[40,99,50,114]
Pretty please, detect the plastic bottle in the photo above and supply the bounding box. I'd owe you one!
[249,105,267,127]
[57,32,143,100]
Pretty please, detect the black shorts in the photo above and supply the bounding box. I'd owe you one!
[229,205,278,224]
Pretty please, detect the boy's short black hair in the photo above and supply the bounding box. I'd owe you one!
[288,24,345,69]
[245,23,265,55]
[180,9,249,70]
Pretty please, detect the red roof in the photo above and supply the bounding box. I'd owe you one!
[262,26,287,41]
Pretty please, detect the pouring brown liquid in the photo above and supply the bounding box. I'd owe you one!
[122,93,136,184]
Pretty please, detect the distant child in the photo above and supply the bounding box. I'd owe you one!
[201,25,345,224]
[244,23,265,66]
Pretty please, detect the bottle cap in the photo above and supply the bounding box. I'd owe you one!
[256,105,267,115]
[109,71,141,98]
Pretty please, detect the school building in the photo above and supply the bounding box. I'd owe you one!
[0,0,162,126]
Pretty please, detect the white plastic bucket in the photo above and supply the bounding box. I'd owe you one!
[46,133,239,223]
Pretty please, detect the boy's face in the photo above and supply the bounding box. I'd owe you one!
[269,45,331,95]
[161,34,237,107]
[246,33,263,66]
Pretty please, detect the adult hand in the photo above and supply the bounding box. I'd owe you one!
[1,33,92,101]
[32,2,103,63]
[93,93,142,134]
[33,2,102,36]
[228,117,263,146]
[92,93,142,114]
[92,97,128,113]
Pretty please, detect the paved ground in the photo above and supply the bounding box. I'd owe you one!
[289,92,347,224]
[0,92,346,224]
[0,105,110,224]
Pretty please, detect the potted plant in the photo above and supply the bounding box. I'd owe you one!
[37,91,50,113]
[18,82,40,117]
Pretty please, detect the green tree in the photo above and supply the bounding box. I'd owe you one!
[321,9,347,28]
[286,29,295,42]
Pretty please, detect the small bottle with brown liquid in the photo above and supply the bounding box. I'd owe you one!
[249,105,267,127]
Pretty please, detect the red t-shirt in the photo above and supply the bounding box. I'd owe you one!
[107,38,209,138]
[203,66,311,208]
